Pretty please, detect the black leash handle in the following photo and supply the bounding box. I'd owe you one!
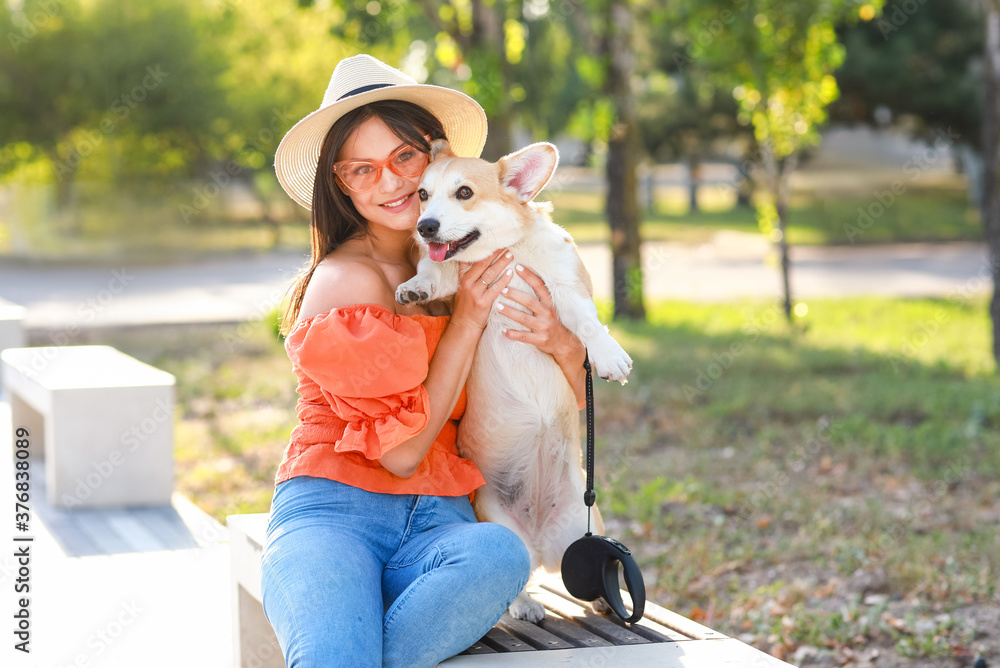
[563,349,646,625]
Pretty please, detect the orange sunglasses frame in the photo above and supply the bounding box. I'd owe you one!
[332,142,431,193]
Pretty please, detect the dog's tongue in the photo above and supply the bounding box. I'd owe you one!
[428,242,449,262]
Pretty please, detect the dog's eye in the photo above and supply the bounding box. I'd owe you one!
[418,189,428,202]
[456,186,473,200]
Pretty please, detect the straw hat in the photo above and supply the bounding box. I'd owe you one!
[274,54,488,210]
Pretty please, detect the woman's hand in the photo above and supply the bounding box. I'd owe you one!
[450,248,516,333]
[498,264,587,409]
[499,264,581,359]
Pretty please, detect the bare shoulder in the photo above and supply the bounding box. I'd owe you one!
[297,252,397,322]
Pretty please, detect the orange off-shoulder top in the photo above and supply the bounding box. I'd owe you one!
[275,303,485,497]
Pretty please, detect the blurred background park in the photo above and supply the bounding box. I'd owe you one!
[1,0,999,666]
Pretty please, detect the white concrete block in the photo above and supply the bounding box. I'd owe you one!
[1,345,175,508]
[228,514,284,668]
[0,299,27,392]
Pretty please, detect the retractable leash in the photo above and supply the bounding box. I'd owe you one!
[561,352,646,625]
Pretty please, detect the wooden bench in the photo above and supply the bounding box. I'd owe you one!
[1,345,176,508]
[229,513,794,667]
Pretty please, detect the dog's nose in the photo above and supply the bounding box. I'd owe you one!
[417,218,439,239]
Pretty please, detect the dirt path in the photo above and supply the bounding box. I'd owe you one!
[0,237,989,331]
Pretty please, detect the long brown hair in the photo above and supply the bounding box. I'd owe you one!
[280,100,446,335]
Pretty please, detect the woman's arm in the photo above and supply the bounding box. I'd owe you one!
[377,248,516,477]
[298,248,515,478]
[498,264,588,410]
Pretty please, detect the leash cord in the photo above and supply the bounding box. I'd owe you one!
[583,351,595,535]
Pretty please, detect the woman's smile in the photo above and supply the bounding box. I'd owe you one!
[380,191,416,212]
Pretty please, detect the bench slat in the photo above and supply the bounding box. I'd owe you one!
[535,614,614,648]
[497,612,576,650]
[565,610,651,645]
[528,587,650,645]
[442,638,795,667]
[537,578,712,643]
[479,627,534,652]
[537,583,654,645]
[641,603,729,641]
[607,613,688,643]
[458,640,497,655]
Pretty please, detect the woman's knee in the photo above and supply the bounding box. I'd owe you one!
[475,523,531,590]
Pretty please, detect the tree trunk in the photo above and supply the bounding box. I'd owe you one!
[736,145,756,208]
[983,6,1000,364]
[759,138,796,322]
[688,152,700,213]
[481,90,513,161]
[775,190,793,322]
[736,174,754,208]
[249,173,280,249]
[48,147,80,236]
[605,0,645,321]
[775,152,798,322]
[473,0,513,161]
[643,163,656,214]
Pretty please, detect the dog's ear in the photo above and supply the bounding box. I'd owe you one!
[498,142,559,203]
[429,139,454,162]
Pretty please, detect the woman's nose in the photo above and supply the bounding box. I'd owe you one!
[377,165,405,192]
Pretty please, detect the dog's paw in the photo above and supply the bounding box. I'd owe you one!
[508,593,546,623]
[589,337,633,384]
[395,279,434,305]
[591,598,613,616]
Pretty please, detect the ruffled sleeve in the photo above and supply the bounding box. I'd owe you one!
[285,304,431,460]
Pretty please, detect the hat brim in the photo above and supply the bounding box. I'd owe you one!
[274,84,488,211]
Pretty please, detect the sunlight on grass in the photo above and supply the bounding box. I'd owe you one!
[544,184,979,248]
[791,296,992,376]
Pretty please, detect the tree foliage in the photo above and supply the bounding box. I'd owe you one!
[831,0,982,144]
[683,0,884,319]
[0,0,227,192]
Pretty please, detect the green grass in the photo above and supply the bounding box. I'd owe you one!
[545,186,982,246]
[90,294,1000,664]
[592,296,998,662]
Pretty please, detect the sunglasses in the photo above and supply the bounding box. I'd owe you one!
[332,143,430,193]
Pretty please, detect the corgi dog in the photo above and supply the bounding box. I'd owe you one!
[396,140,632,622]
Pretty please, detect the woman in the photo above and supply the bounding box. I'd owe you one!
[262,55,588,667]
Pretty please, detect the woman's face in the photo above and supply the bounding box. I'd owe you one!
[336,117,424,233]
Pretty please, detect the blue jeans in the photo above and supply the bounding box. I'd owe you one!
[260,475,531,667]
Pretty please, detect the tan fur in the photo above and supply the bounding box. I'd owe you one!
[396,141,632,622]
